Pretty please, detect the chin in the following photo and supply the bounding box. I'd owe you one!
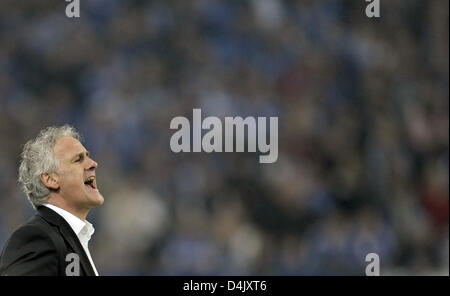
[97,195,105,206]
[87,192,105,207]
[94,194,105,206]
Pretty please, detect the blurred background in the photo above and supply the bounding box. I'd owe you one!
[0,0,448,275]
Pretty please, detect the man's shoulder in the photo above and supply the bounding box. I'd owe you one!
[1,207,70,256]
[3,213,57,248]
[16,210,55,230]
[0,213,64,276]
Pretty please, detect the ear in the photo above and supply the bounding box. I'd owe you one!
[40,173,60,191]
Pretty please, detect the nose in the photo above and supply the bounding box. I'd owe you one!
[86,156,98,171]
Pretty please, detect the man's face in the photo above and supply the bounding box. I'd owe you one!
[53,136,104,211]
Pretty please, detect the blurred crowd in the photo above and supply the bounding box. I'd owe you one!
[0,0,448,275]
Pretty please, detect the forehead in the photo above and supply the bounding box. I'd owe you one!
[53,136,86,160]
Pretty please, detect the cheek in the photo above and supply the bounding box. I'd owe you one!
[59,170,84,189]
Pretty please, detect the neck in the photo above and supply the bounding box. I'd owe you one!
[45,196,89,221]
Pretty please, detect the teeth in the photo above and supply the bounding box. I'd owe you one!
[85,176,95,182]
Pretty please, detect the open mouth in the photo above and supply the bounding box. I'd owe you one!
[84,176,97,190]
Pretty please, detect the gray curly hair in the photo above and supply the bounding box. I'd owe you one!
[18,125,82,209]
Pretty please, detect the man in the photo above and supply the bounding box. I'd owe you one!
[0,125,104,276]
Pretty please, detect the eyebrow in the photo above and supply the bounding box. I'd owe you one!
[72,151,90,161]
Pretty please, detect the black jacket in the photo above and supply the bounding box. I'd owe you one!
[0,206,97,276]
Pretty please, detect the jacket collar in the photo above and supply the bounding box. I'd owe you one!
[37,206,96,276]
